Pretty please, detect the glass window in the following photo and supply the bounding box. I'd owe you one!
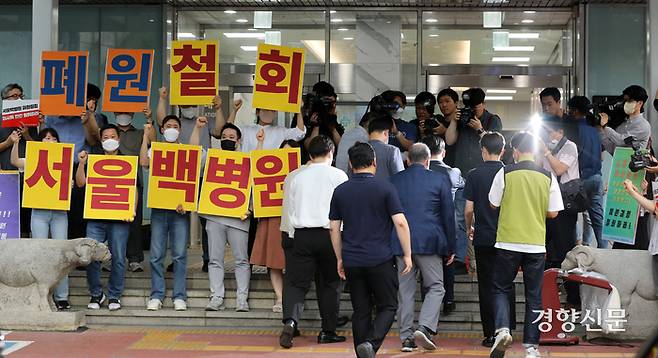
[0,6,33,96]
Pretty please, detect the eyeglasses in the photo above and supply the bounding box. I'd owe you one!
[2,93,24,100]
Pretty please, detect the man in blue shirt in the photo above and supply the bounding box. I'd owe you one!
[329,142,412,358]
[382,90,417,152]
[390,143,455,352]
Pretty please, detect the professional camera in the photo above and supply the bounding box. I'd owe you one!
[303,92,337,127]
[625,136,655,172]
[591,96,625,127]
[366,94,401,114]
[458,91,475,127]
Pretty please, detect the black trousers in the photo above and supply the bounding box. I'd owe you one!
[442,262,455,302]
[546,210,579,304]
[68,165,87,240]
[475,246,516,338]
[346,259,398,355]
[282,228,340,332]
[613,214,650,250]
[126,185,144,263]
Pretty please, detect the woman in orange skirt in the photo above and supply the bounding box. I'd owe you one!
[250,137,301,312]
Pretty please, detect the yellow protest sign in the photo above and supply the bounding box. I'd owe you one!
[22,142,74,210]
[170,40,219,105]
[251,148,301,218]
[147,142,202,211]
[252,43,305,113]
[198,149,251,218]
[83,155,138,221]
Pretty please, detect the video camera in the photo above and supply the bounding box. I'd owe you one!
[625,136,655,172]
[367,94,402,114]
[303,92,337,127]
[591,96,625,128]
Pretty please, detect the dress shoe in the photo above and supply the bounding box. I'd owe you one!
[279,320,295,349]
[336,315,350,327]
[481,336,495,347]
[317,331,346,344]
[356,342,375,358]
[443,301,456,315]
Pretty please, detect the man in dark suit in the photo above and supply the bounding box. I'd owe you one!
[390,143,456,352]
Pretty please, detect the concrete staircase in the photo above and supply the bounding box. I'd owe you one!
[68,268,527,332]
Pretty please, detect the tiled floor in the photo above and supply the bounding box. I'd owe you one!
[3,327,641,357]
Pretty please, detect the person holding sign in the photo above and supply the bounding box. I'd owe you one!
[200,123,252,312]
[75,124,132,311]
[9,127,71,310]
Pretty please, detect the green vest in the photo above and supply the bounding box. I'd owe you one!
[496,159,552,247]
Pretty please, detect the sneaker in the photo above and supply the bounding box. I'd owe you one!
[356,342,375,358]
[173,299,187,311]
[146,298,162,311]
[413,325,437,351]
[236,300,249,312]
[524,345,541,358]
[205,296,225,311]
[108,299,122,311]
[401,337,417,352]
[279,320,295,349]
[55,300,71,310]
[87,293,106,310]
[128,262,143,272]
[490,328,513,358]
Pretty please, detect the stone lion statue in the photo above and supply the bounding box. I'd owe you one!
[0,238,110,312]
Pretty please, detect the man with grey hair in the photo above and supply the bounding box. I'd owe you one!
[390,142,456,352]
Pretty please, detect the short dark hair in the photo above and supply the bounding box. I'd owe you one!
[567,95,591,115]
[510,131,537,153]
[437,88,459,103]
[279,139,300,149]
[162,115,182,128]
[1,83,23,99]
[367,112,393,134]
[463,88,485,106]
[100,123,119,138]
[308,135,335,158]
[421,135,445,156]
[312,81,337,98]
[220,123,242,140]
[348,142,376,170]
[623,85,648,110]
[414,91,436,114]
[480,132,505,155]
[539,87,561,103]
[87,83,101,100]
[382,90,406,106]
[38,128,59,142]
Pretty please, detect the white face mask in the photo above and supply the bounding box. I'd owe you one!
[115,114,132,126]
[624,101,637,115]
[180,107,197,119]
[163,128,180,143]
[548,139,559,150]
[392,107,404,119]
[102,138,120,152]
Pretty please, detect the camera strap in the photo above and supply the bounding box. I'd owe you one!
[550,137,568,156]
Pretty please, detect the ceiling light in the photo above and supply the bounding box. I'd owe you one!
[425,18,438,23]
[248,28,257,31]
[236,19,249,23]
[343,37,354,40]
[223,32,266,39]
[521,19,534,24]
[148,19,155,23]
[254,11,272,28]
[491,57,530,62]
[401,33,405,39]
[240,46,258,51]
[486,96,514,101]
[524,11,536,14]
[331,18,343,23]
[494,46,535,51]
[428,63,439,66]
[177,32,196,39]
[330,10,336,14]
[166,20,172,24]
[337,27,348,31]
[508,33,539,39]
[224,10,237,14]
[483,12,503,28]
[493,31,509,48]
[487,89,517,94]
[429,34,439,38]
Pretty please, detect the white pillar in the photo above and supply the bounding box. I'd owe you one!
[31,0,58,99]
[649,0,658,146]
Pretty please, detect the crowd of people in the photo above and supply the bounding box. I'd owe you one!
[2,79,658,358]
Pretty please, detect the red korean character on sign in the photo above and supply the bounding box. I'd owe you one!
[255,48,303,103]
[171,43,217,96]
[87,159,134,210]
[25,147,73,201]
[253,151,300,208]
[152,148,199,203]
[206,156,250,209]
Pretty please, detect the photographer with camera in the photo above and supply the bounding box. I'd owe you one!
[411,91,448,141]
[295,81,344,159]
[540,88,578,143]
[381,90,417,152]
[597,85,651,155]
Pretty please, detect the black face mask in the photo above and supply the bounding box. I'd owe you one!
[220,139,237,151]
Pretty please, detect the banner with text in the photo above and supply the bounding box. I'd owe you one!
[198,149,251,218]
[170,40,219,106]
[603,147,645,245]
[0,171,21,240]
[102,49,154,113]
[40,51,88,116]
[252,43,305,113]
[147,142,202,211]
[22,142,74,210]
[2,99,40,128]
[251,148,300,218]
[84,155,139,221]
